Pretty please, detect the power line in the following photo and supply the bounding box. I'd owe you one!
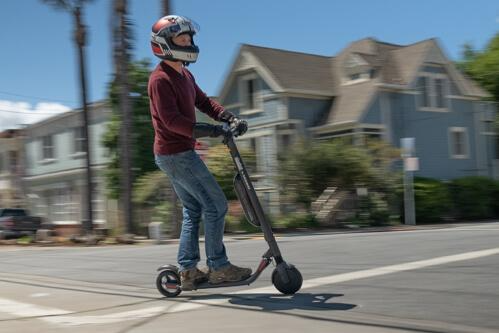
[0,108,72,115]
[0,90,76,104]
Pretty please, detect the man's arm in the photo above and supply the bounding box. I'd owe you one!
[149,78,194,137]
[186,71,225,120]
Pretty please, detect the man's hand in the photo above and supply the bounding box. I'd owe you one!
[218,110,235,123]
[193,123,225,139]
[219,110,248,136]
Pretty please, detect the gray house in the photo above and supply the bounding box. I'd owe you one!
[22,102,115,235]
[218,37,497,212]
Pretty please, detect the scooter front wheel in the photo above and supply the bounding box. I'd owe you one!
[156,269,182,297]
[272,265,302,295]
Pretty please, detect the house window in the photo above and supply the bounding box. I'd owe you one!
[41,135,54,160]
[435,78,445,108]
[9,151,18,173]
[449,127,469,159]
[52,187,72,223]
[246,79,255,109]
[349,73,361,81]
[419,75,448,110]
[92,181,105,223]
[240,75,260,112]
[74,127,86,154]
[421,77,430,107]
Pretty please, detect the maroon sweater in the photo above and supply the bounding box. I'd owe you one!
[148,62,224,155]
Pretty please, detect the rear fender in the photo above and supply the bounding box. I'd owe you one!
[157,264,179,272]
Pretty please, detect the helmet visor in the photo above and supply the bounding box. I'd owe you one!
[167,16,200,36]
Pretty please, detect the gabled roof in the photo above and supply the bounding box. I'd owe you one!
[243,44,336,95]
[218,44,336,101]
[219,37,490,128]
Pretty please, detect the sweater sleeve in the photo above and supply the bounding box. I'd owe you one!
[149,76,194,137]
[187,70,225,120]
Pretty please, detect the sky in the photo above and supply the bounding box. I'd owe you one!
[0,0,498,131]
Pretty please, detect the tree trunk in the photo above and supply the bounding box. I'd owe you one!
[114,0,134,234]
[73,6,94,234]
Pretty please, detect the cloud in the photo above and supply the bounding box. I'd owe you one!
[0,100,71,132]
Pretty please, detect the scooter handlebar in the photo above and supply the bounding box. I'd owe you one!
[222,122,243,138]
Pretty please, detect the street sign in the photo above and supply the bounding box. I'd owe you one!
[404,157,419,171]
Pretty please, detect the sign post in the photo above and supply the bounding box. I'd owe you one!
[401,138,418,225]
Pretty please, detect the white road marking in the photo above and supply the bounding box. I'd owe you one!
[30,293,50,298]
[169,247,499,311]
[43,306,167,326]
[244,247,499,294]
[1,247,498,325]
[0,298,70,317]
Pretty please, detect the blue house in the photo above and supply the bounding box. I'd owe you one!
[217,38,497,212]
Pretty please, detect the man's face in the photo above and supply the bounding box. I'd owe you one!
[172,33,192,47]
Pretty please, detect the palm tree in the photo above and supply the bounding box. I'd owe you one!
[42,0,94,234]
[112,0,134,234]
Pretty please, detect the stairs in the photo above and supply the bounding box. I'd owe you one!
[312,187,348,225]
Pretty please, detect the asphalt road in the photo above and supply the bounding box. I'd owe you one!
[0,222,498,333]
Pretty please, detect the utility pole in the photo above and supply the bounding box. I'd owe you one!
[42,0,94,234]
[74,5,94,234]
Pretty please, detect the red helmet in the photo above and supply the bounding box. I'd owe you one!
[150,15,200,63]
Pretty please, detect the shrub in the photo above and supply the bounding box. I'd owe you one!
[413,177,452,223]
[366,192,391,226]
[448,176,499,220]
[273,213,319,229]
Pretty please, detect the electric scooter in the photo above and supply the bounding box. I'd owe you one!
[155,122,303,297]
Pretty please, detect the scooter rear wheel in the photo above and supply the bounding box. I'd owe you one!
[156,269,182,297]
[271,265,302,295]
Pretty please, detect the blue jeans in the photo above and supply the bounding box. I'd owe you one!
[155,150,230,272]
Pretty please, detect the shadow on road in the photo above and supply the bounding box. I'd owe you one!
[187,292,357,312]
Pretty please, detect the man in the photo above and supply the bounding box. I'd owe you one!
[148,15,251,290]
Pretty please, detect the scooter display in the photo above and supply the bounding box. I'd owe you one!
[156,122,303,297]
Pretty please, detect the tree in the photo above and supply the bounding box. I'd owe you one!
[111,0,134,234]
[204,144,256,200]
[456,42,477,75]
[458,33,499,153]
[42,0,94,233]
[464,33,499,102]
[103,59,154,194]
[278,138,400,208]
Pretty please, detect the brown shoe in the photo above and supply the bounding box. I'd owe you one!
[209,264,252,284]
[180,267,208,290]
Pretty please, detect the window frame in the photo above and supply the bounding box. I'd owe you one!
[448,127,469,159]
[418,72,449,112]
[40,134,55,162]
[72,126,87,157]
[239,73,262,115]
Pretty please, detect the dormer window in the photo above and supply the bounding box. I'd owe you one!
[418,72,448,111]
[350,73,361,81]
[343,53,374,84]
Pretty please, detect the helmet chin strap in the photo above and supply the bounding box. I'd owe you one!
[167,59,189,66]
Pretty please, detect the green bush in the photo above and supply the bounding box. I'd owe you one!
[413,177,452,223]
[273,213,319,229]
[366,192,391,226]
[449,176,499,220]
